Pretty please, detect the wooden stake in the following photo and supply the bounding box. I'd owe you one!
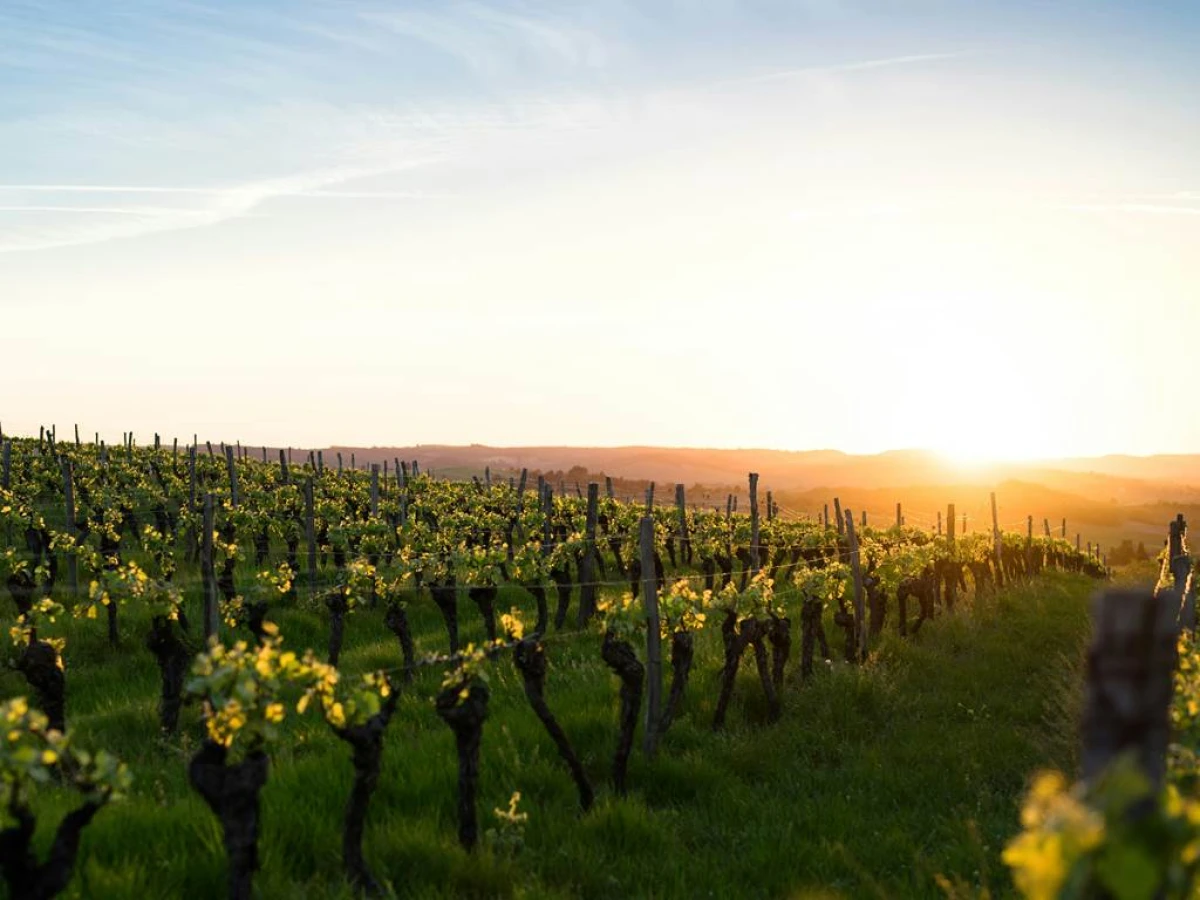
[1082,587,1178,791]
[844,510,866,662]
[991,492,1004,589]
[640,516,663,758]
[305,478,317,599]
[578,483,600,626]
[749,473,760,572]
[225,444,239,507]
[202,494,219,640]
[61,459,78,598]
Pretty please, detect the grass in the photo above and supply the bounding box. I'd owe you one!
[2,570,1098,899]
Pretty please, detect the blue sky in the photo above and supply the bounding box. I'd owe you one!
[2,2,1199,456]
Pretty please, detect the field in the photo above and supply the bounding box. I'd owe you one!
[0,438,1111,899]
[3,568,1095,899]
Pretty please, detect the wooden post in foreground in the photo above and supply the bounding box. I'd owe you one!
[640,516,663,758]
[1082,587,1178,792]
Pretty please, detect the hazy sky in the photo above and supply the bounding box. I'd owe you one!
[2,1,1198,459]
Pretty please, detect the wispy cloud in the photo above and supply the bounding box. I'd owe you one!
[0,158,441,254]
[1055,202,1200,217]
[361,2,617,81]
[714,49,979,89]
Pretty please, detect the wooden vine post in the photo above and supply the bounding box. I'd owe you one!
[844,510,867,662]
[990,492,1004,589]
[2,440,9,490]
[278,449,289,484]
[946,503,956,609]
[1169,515,1194,628]
[1026,515,1034,575]
[896,502,902,528]
[675,484,689,565]
[370,465,379,516]
[749,473,760,572]
[833,497,844,536]
[305,478,317,599]
[1082,587,1179,792]
[201,493,219,640]
[225,444,239,508]
[640,516,663,758]
[577,483,600,626]
[61,458,78,597]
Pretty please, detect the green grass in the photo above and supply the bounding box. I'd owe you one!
[2,571,1097,899]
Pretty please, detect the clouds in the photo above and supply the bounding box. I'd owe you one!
[0,158,441,253]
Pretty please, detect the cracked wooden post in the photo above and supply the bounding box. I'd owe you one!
[749,473,760,573]
[577,483,600,627]
[991,492,1004,589]
[225,444,239,508]
[844,509,866,662]
[1082,587,1179,794]
[946,503,956,609]
[61,458,78,598]
[305,478,317,600]
[202,493,219,640]
[676,484,689,564]
[640,516,663,758]
[833,497,844,537]
[1169,515,1194,629]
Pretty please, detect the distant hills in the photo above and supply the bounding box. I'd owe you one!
[321,444,1200,553]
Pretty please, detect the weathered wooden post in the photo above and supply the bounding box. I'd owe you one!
[61,458,78,597]
[676,484,689,564]
[225,444,239,507]
[370,465,380,516]
[833,497,844,537]
[305,478,317,599]
[991,492,1004,589]
[946,503,957,608]
[640,516,663,758]
[1169,515,1194,628]
[278,449,289,484]
[202,493,219,640]
[749,473,760,572]
[1082,587,1179,793]
[577,484,600,626]
[845,510,866,662]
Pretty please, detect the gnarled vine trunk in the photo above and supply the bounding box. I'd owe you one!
[435,682,489,850]
[514,639,593,811]
[189,742,269,900]
[600,630,643,794]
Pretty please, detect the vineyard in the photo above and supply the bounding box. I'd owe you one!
[0,431,1109,899]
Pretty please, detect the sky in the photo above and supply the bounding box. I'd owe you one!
[1,1,1198,460]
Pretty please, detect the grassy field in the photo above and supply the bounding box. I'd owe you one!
[2,570,1097,899]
